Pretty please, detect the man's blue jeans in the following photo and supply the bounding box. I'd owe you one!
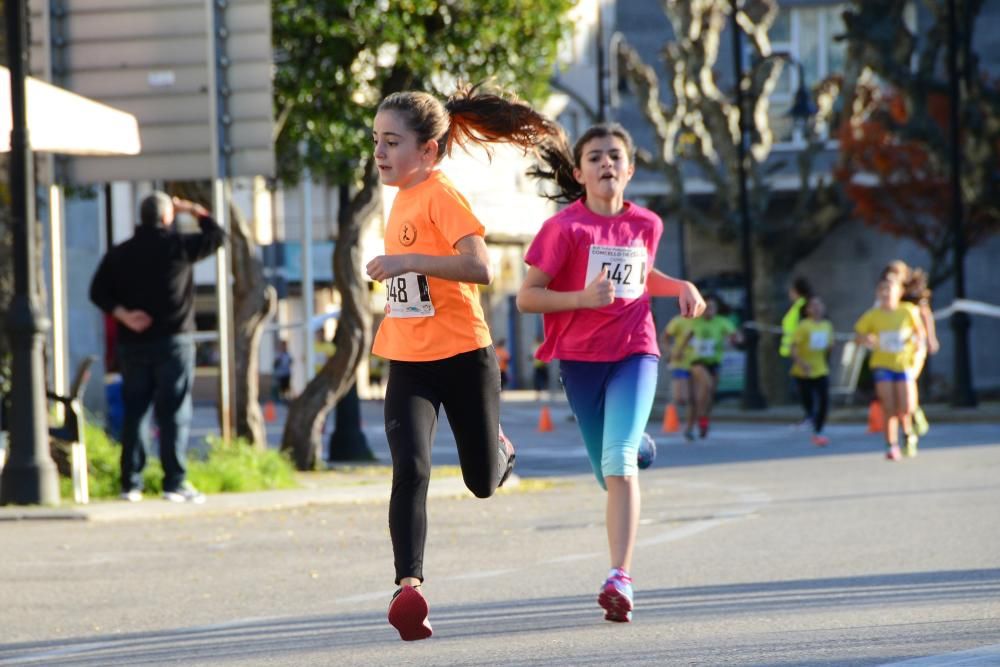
[118,335,195,493]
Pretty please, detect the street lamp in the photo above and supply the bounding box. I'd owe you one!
[729,0,766,410]
[787,61,817,142]
[946,0,977,407]
[1,0,61,504]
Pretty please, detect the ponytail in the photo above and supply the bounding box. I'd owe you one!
[378,83,558,163]
[443,83,557,160]
[528,125,582,203]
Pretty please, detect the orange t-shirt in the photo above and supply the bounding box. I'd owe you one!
[372,171,492,361]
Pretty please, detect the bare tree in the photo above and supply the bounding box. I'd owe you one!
[280,165,380,469]
[617,0,847,401]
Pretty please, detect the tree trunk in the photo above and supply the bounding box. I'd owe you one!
[167,181,274,448]
[229,200,277,449]
[0,155,12,394]
[753,251,793,405]
[281,162,380,469]
[327,383,374,462]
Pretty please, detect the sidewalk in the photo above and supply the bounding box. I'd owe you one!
[0,467,515,523]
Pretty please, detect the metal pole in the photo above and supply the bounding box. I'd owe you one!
[301,146,315,385]
[730,0,766,410]
[208,0,235,440]
[946,0,976,407]
[1,0,60,504]
[595,0,607,123]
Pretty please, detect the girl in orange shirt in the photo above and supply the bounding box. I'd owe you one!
[366,85,559,641]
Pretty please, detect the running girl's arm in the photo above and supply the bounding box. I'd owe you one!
[854,328,876,348]
[648,269,706,318]
[790,347,810,376]
[516,266,614,313]
[365,234,492,285]
[921,303,940,353]
[789,328,811,375]
[671,330,693,362]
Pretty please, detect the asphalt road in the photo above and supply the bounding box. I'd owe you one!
[1,403,998,666]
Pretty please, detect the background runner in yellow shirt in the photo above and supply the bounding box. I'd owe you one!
[790,296,834,447]
[854,277,925,461]
[663,314,696,441]
[689,295,741,439]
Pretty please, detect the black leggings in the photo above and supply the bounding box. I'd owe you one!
[797,376,829,434]
[385,346,506,584]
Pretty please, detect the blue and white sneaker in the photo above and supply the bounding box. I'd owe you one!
[598,568,634,622]
[637,433,656,470]
[498,427,516,487]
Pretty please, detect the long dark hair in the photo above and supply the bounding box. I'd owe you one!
[377,83,558,162]
[791,276,813,319]
[528,122,637,203]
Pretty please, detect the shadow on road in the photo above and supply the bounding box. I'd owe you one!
[3,568,997,666]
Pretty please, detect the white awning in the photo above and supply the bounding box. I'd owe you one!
[1,66,141,156]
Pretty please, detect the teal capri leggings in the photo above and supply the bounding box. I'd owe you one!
[559,354,659,489]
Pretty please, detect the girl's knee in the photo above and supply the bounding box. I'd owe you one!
[393,458,431,487]
[464,474,497,499]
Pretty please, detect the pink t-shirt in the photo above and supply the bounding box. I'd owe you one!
[525,199,663,362]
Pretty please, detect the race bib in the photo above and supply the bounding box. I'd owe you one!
[694,337,717,358]
[809,330,830,350]
[585,244,647,299]
[878,330,906,353]
[385,273,434,318]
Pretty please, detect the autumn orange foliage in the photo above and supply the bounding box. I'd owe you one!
[835,87,999,259]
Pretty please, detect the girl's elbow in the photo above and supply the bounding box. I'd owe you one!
[515,291,528,313]
[515,290,538,313]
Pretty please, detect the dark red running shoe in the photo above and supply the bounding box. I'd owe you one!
[387,585,432,641]
[698,416,710,438]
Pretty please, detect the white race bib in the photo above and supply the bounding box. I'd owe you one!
[694,337,717,358]
[385,273,434,318]
[808,330,830,351]
[878,330,906,353]
[585,244,648,299]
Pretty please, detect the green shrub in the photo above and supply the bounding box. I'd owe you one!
[59,421,297,501]
[187,436,298,494]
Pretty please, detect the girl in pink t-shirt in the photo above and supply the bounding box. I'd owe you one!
[518,123,704,623]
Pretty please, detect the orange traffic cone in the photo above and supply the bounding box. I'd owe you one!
[264,401,277,423]
[662,404,680,433]
[538,406,554,432]
[867,400,884,433]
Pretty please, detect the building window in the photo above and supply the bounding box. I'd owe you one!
[768,4,847,145]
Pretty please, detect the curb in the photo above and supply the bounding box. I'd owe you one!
[0,473,521,524]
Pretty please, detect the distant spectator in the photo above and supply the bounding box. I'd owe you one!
[89,192,224,504]
[495,339,511,389]
[530,337,550,400]
[272,339,293,403]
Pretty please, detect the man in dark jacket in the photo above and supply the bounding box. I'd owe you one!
[90,192,225,503]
